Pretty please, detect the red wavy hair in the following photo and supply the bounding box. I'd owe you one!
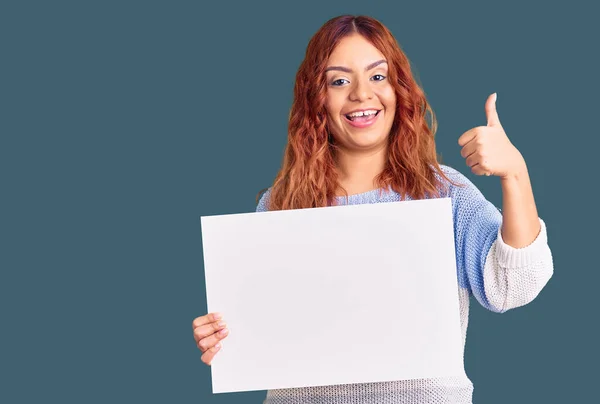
[258,15,454,210]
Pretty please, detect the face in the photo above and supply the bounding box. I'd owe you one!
[324,34,396,153]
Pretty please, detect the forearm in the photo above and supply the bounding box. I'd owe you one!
[500,160,541,248]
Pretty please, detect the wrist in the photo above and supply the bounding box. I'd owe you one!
[500,155,527,182]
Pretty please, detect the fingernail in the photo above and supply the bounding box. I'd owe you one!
[213,312,222,320]
[217,321,227,328]
[219,328,229,335]
[214,343,221,350]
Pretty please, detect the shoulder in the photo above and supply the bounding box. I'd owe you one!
[256,187,272,212]
[434,164,491,212]
[435,164,474,195]
[437,164,468,184]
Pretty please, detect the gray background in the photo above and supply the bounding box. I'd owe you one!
[2,1,598,403]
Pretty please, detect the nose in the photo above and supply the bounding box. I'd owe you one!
[349,77,374,102]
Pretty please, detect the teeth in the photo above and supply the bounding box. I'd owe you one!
[347,110,378,118]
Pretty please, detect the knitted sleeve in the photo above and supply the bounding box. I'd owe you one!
[256,188,271,212]
[442,165,553,313]
[482,219,553,312]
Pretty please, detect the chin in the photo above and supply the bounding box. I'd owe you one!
[348,132,388,149]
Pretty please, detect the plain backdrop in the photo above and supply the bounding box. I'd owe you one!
[1,1,599,403]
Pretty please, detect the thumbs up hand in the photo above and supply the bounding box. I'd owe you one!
[458,93,526,178]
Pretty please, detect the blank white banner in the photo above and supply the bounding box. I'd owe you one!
[200,197,465,394]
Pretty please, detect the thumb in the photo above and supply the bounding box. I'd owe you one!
[485,92,502,127]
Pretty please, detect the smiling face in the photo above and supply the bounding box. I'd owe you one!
[324,34,397,153]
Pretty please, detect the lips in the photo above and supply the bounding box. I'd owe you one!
[344,109,381,121]
[343,110,381,128]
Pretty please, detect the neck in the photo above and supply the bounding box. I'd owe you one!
[334,144,388,196]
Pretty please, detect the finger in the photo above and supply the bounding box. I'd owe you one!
[458,126,488,147]
[201,342,222,366]
[197,327,230,353]
[460,140,479,159]
[471,161,493,176]
[192,312,222,330]
[193,320,228,343]
[465,152,482,168]
[458,128,477,147]
[471,163,487,176]
[485,93,502,128]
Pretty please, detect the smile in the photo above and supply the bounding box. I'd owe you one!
[343,109,381,128]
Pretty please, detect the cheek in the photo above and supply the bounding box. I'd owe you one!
[386,97,396,116]
[323,100,333,120]
[325,91,346,116]
[381,87,396,110]
[325,110,343,132]
[379,89,396,125]
[323,104,340,136]
[324,105,337,124]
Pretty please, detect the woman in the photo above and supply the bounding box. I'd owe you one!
[192,15,553,404]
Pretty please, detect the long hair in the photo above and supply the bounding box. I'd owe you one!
[257,15,455,210]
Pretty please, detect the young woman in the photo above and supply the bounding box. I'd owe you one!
[192,15,553,404]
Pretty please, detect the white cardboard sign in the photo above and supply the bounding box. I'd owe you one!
[201,197,465,394]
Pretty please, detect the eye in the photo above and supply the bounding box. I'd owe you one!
[331,78,349,86]
[371,74,386,81]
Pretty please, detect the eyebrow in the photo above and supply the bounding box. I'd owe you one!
[325,59,387,73]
